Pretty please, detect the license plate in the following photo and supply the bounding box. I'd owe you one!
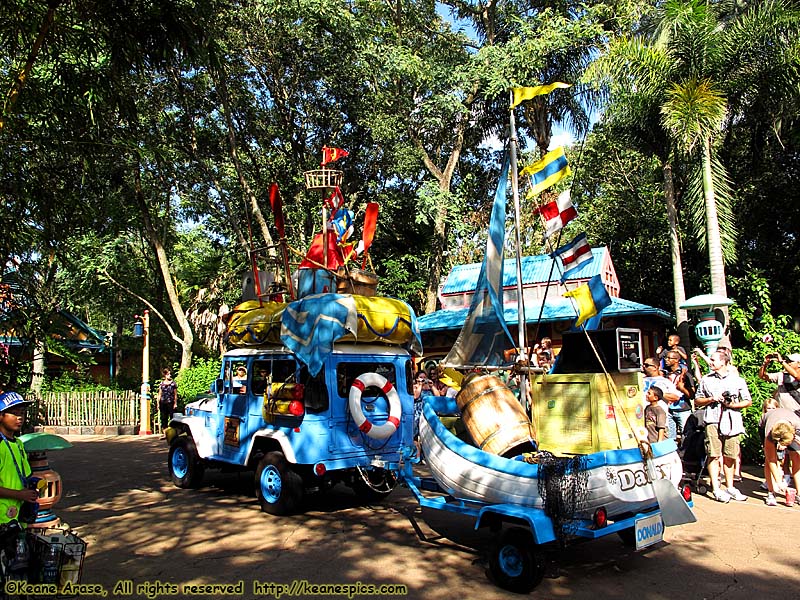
[634,514,664,550]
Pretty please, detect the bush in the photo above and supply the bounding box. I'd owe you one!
[729,274,800,464]
[174,357,221,411]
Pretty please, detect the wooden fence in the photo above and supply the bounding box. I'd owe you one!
[36,390,140,427]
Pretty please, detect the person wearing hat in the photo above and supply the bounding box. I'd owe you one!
[759,352,800,413]
[0,391,38,525]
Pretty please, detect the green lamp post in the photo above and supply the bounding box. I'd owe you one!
[678,294,734,354]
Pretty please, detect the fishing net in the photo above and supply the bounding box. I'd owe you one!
[534,451,590,545]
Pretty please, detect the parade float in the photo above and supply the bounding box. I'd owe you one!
[165,125,695,593]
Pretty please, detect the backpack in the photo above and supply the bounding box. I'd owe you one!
[683,369,697,400]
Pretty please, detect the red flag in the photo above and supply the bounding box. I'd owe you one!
[534,190,577,238]
[321,146,349,166]
[299,233,349,269]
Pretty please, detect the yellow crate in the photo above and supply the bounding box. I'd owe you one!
[531,372,644,454]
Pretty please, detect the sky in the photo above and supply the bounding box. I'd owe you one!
[434,4,584,153]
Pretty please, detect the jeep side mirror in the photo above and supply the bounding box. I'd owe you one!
[211,379,224,394]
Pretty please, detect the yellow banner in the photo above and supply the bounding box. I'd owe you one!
[510,82,571,108]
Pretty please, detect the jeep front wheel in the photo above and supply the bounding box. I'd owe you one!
[255,451,303,516]
[168,436,205,488]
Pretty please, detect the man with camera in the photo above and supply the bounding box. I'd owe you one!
[759,352,800,413]
[0,391,39,526]
[695,350,753,503]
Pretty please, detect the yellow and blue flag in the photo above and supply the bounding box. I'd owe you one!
[520,147,571,196]
[563,274,611,327]
[510,83,571,108]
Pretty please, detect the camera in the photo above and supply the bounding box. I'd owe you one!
[721,391,738,405]
[18,476,43,524]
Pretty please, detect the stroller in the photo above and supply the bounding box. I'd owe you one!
[679,410,709,495]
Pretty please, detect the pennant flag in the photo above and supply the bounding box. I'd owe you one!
[563,274,612,327]
[536,190,577,238]
[321,146,349,166]
[510,82,571,108]
[520,147,572,196]
[443,153,515,368]
[552,232,593,282]
[298,233,349,269]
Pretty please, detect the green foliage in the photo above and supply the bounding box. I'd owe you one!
[728,272,800,462]
[41,371,119,394]
[175,357,221,410]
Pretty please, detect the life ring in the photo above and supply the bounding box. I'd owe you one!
[348,373,402,440]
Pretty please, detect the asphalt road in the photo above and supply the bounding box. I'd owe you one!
[40,436,800,600]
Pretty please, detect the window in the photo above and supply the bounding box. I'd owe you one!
[336,362,397,397]
[252,357,328,413]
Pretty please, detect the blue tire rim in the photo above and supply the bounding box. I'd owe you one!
[498,544,524,578]
[172,446,189,479]
[260,465,282,503]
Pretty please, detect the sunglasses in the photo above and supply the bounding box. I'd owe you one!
[643,363,658,368]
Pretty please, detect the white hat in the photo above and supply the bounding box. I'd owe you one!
[787,353,800,363]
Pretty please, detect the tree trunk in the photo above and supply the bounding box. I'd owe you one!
[416,86,476,314]
[663,161,688,325]
[213,68,276,257]
[29,338,45,397]
[702,140,727,295]
[133,168,194,373]
[0,1,61,132]
[702,138,729,322]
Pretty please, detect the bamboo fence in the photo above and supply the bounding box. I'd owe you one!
[36,390,140,427]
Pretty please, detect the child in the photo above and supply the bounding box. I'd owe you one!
[657,333,689,371]
[644,386,668,443]
[0,391,38,526]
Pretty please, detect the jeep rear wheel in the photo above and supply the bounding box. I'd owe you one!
[255,451,303,516]
[169,436,205,488]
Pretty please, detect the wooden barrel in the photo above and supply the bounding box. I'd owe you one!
[456,374,536,457]
[336,267,378,297]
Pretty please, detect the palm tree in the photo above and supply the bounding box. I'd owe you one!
[587,35,691,324]
[591,0,800,324]
[661,78,731,299]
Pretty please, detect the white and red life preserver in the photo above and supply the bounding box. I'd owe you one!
[348,372,402,440]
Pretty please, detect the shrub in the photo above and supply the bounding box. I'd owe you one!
[174,357,221,411]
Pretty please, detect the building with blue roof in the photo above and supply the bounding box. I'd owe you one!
[419,246,673,359]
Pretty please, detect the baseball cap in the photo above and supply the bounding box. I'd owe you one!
[787,353,800,363]
[0,392,34,412]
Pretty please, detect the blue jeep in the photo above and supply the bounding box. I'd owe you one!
[166,344,416,515]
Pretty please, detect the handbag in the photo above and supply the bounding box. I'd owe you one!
[718,408,745,437]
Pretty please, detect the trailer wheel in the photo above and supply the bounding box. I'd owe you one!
[168,436,205,488]
[255,451,303,516]
[488,527,545,593]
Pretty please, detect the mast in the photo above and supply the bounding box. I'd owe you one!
[508,93,530,409]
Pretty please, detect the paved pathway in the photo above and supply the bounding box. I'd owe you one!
[42,436,800,599]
